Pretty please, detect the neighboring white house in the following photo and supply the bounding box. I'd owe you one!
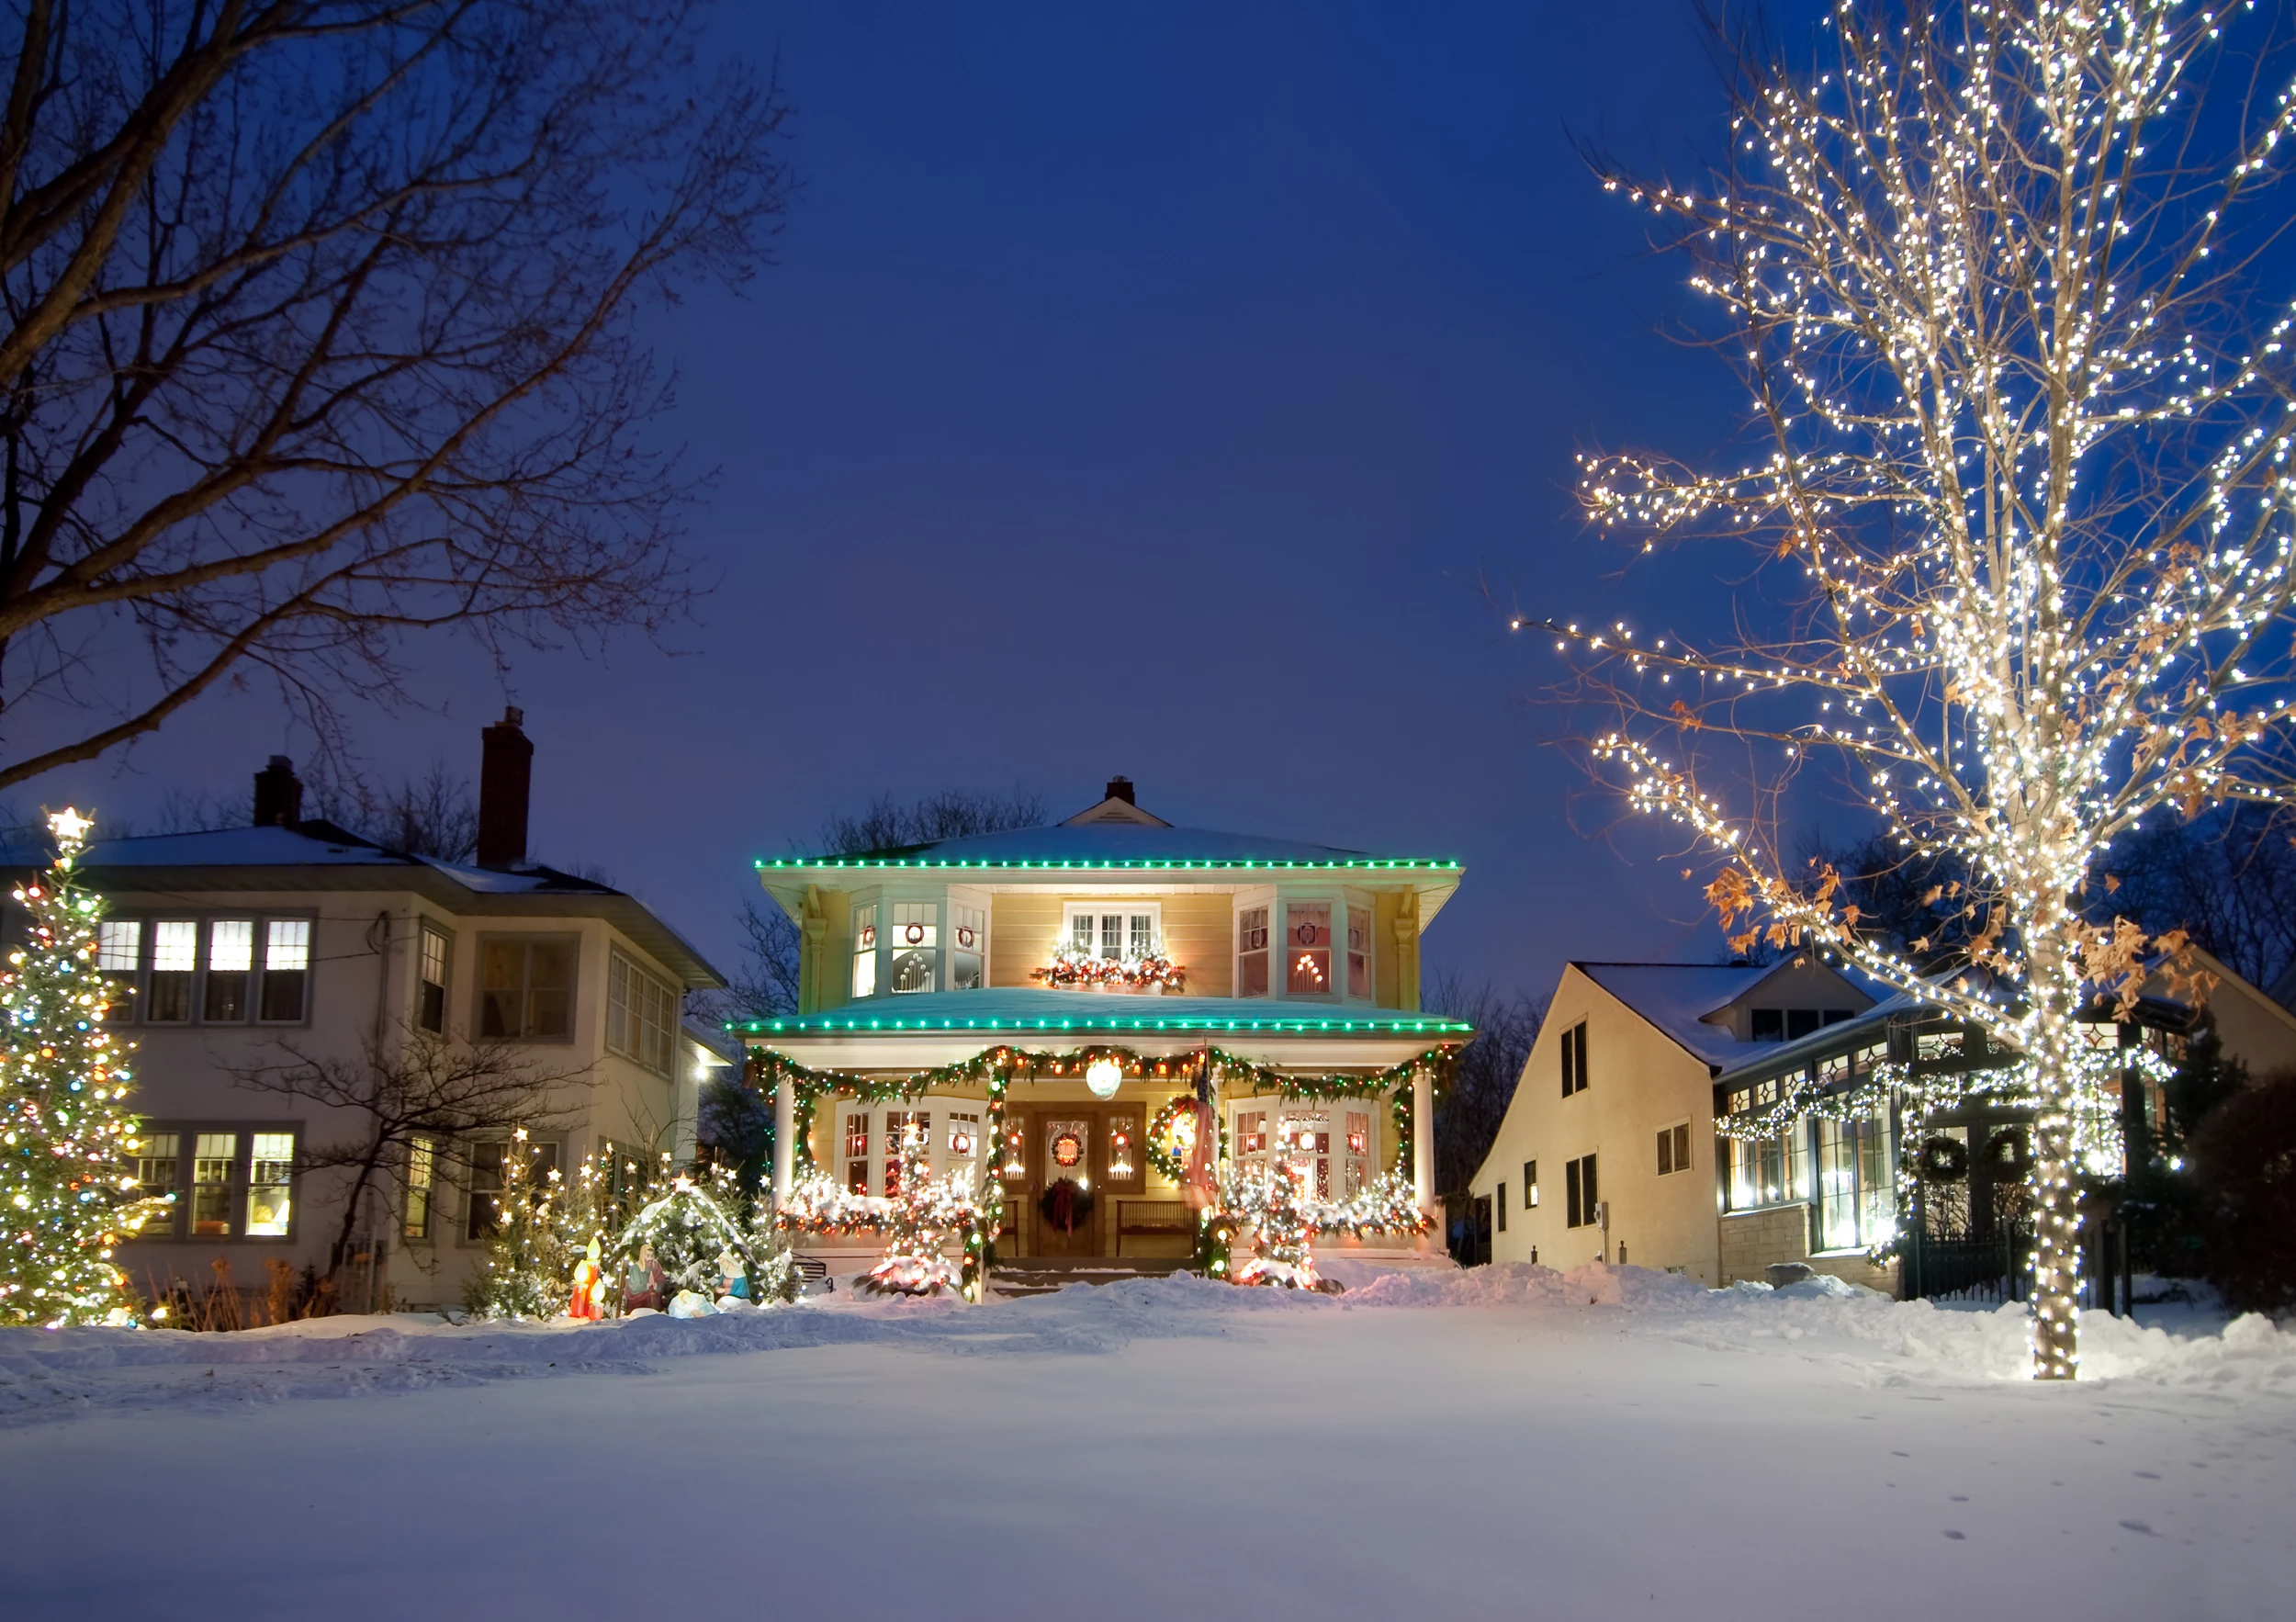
[1469,953,1874,1286]
[4,713,724,1313]
[1473,946,2296,1297]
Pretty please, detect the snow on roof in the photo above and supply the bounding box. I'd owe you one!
[760,820,1458,870]
[0,823,722,988]
[1571,960,1806,1068]
[736,987,1472,1041]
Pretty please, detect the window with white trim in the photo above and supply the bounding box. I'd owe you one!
[606,948,678,1076]
[1237,906,1270,997]
[1656,1121,1691,1177]
[1064,904,1162,960]
[890,903,936,994]
[950,904,986,991]
[1345,904,1374,1001]
[417,923,451,1033]
[850,905,878,999]
[404,1137,437,1240]
[1284,903,1332,995]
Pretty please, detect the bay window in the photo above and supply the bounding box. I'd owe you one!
[1284,902,1332,995]
[479,937,576,1041]
[850,905,878,998]
[1237,907,1270,997]
[951,904,986,990]
[606,948,678,1076]
[890,903,936,994]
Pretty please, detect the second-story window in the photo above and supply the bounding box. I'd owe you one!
[951,904,986,991]
[606,948,678,1076]
[417,924,450,1033]
[890,903,935,994]
[1346,905,1374,1000]
[98,920,141,974]
[204,920,254,1020]
[850,905,877,998]
[479,938,575,1041]
[1560,1020,1589,1097]
[1237,907,1269,997]
[1285,903,1332,995]
[261,921,310,1021]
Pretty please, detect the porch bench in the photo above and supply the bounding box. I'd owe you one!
[1115,1199,1194,1256]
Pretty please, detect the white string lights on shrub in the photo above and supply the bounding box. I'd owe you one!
[1530,0,2296,1380]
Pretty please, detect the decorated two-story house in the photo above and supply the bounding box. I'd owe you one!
[739,779,1469,1273]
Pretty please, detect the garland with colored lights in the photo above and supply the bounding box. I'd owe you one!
[1030,948,1187,992]
[1,810,151,1327]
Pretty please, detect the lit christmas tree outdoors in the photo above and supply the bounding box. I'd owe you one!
[0,809,151,1327]
[1547,0,2296,1378]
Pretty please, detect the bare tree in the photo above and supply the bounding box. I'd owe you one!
[1546,0,2296,1376]
[0,2,790,791]
[1425,970,1545,1198]
[817,786,1049,857]
[701,788,1050,1026]
[228,1026,591,1276]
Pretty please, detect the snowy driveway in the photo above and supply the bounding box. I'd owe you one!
[3,1265,2291,1620]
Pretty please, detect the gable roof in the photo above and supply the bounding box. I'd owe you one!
[0,823,724,990]
[1572,957,1874,1070]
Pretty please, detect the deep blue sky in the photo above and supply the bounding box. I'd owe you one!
[35,0,1833,1002]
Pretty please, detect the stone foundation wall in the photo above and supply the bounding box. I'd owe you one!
[1717,1203,1898,1294]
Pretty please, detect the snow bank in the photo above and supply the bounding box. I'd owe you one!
[5,1260,2286,1427]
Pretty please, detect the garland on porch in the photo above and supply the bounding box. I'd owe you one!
[744,1041,1454,1300]
[1712,1048,2174,1265]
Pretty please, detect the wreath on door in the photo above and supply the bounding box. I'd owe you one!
[1040,1178,1095,1234]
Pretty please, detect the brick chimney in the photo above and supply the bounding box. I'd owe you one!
[253,756,303,827]
[1105,775,1135,805]
[476,707,533,870]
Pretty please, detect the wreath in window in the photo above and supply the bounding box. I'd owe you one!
[1147,1097,1199,1183]
[1980,1129,2032,1177]
[1916,1136,1969,1183]
[1040,1177,1095,1234]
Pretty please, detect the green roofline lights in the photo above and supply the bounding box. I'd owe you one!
[752,856,1463,872]
[726,1014,1474,1035]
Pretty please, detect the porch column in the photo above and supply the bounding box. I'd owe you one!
[772,1066,795,1202]
[1412,1067,1434,1216]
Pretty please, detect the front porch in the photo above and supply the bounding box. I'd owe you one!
[740,990,1469,1290]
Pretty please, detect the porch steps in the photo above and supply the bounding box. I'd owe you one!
[987,1259,1196,1299]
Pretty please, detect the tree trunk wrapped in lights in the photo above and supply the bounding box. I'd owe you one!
[1546,0,2296,1378]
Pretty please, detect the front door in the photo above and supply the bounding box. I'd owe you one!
[1035,1112,1098,1256]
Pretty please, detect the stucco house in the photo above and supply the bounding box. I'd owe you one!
[6,713,725,1313]
[739,779,1468,1275]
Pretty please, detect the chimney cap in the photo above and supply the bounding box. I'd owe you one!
[494,705,524,728]
[1105,775,1134,804]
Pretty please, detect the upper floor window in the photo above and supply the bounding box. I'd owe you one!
[606,948,678,1076]
[1345,905,1374,999]
[102,916,314,1026]
[478,937,575,1042]
[850,905,877,998]
[1750,1008,1854,1042]
[1064,904,1161,960]
[417,923,450,1033]
[1285,903,1332,995]
[951,904,986,991]
[1237,907,1270,997]
[1559,1020,1589,1096]
[890,903,935,994]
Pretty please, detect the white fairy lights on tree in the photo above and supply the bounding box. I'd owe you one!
[1545,0,2296,1378]
[1,809,151,1326]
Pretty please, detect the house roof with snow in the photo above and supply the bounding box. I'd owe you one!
[1570,954,1884,1071]
[0,821,725,990]
[757,779,1464,923]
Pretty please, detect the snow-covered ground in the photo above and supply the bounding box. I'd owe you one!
[5,1264,2291,1619]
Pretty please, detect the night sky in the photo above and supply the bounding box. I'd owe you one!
[30,0,1834,1003]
